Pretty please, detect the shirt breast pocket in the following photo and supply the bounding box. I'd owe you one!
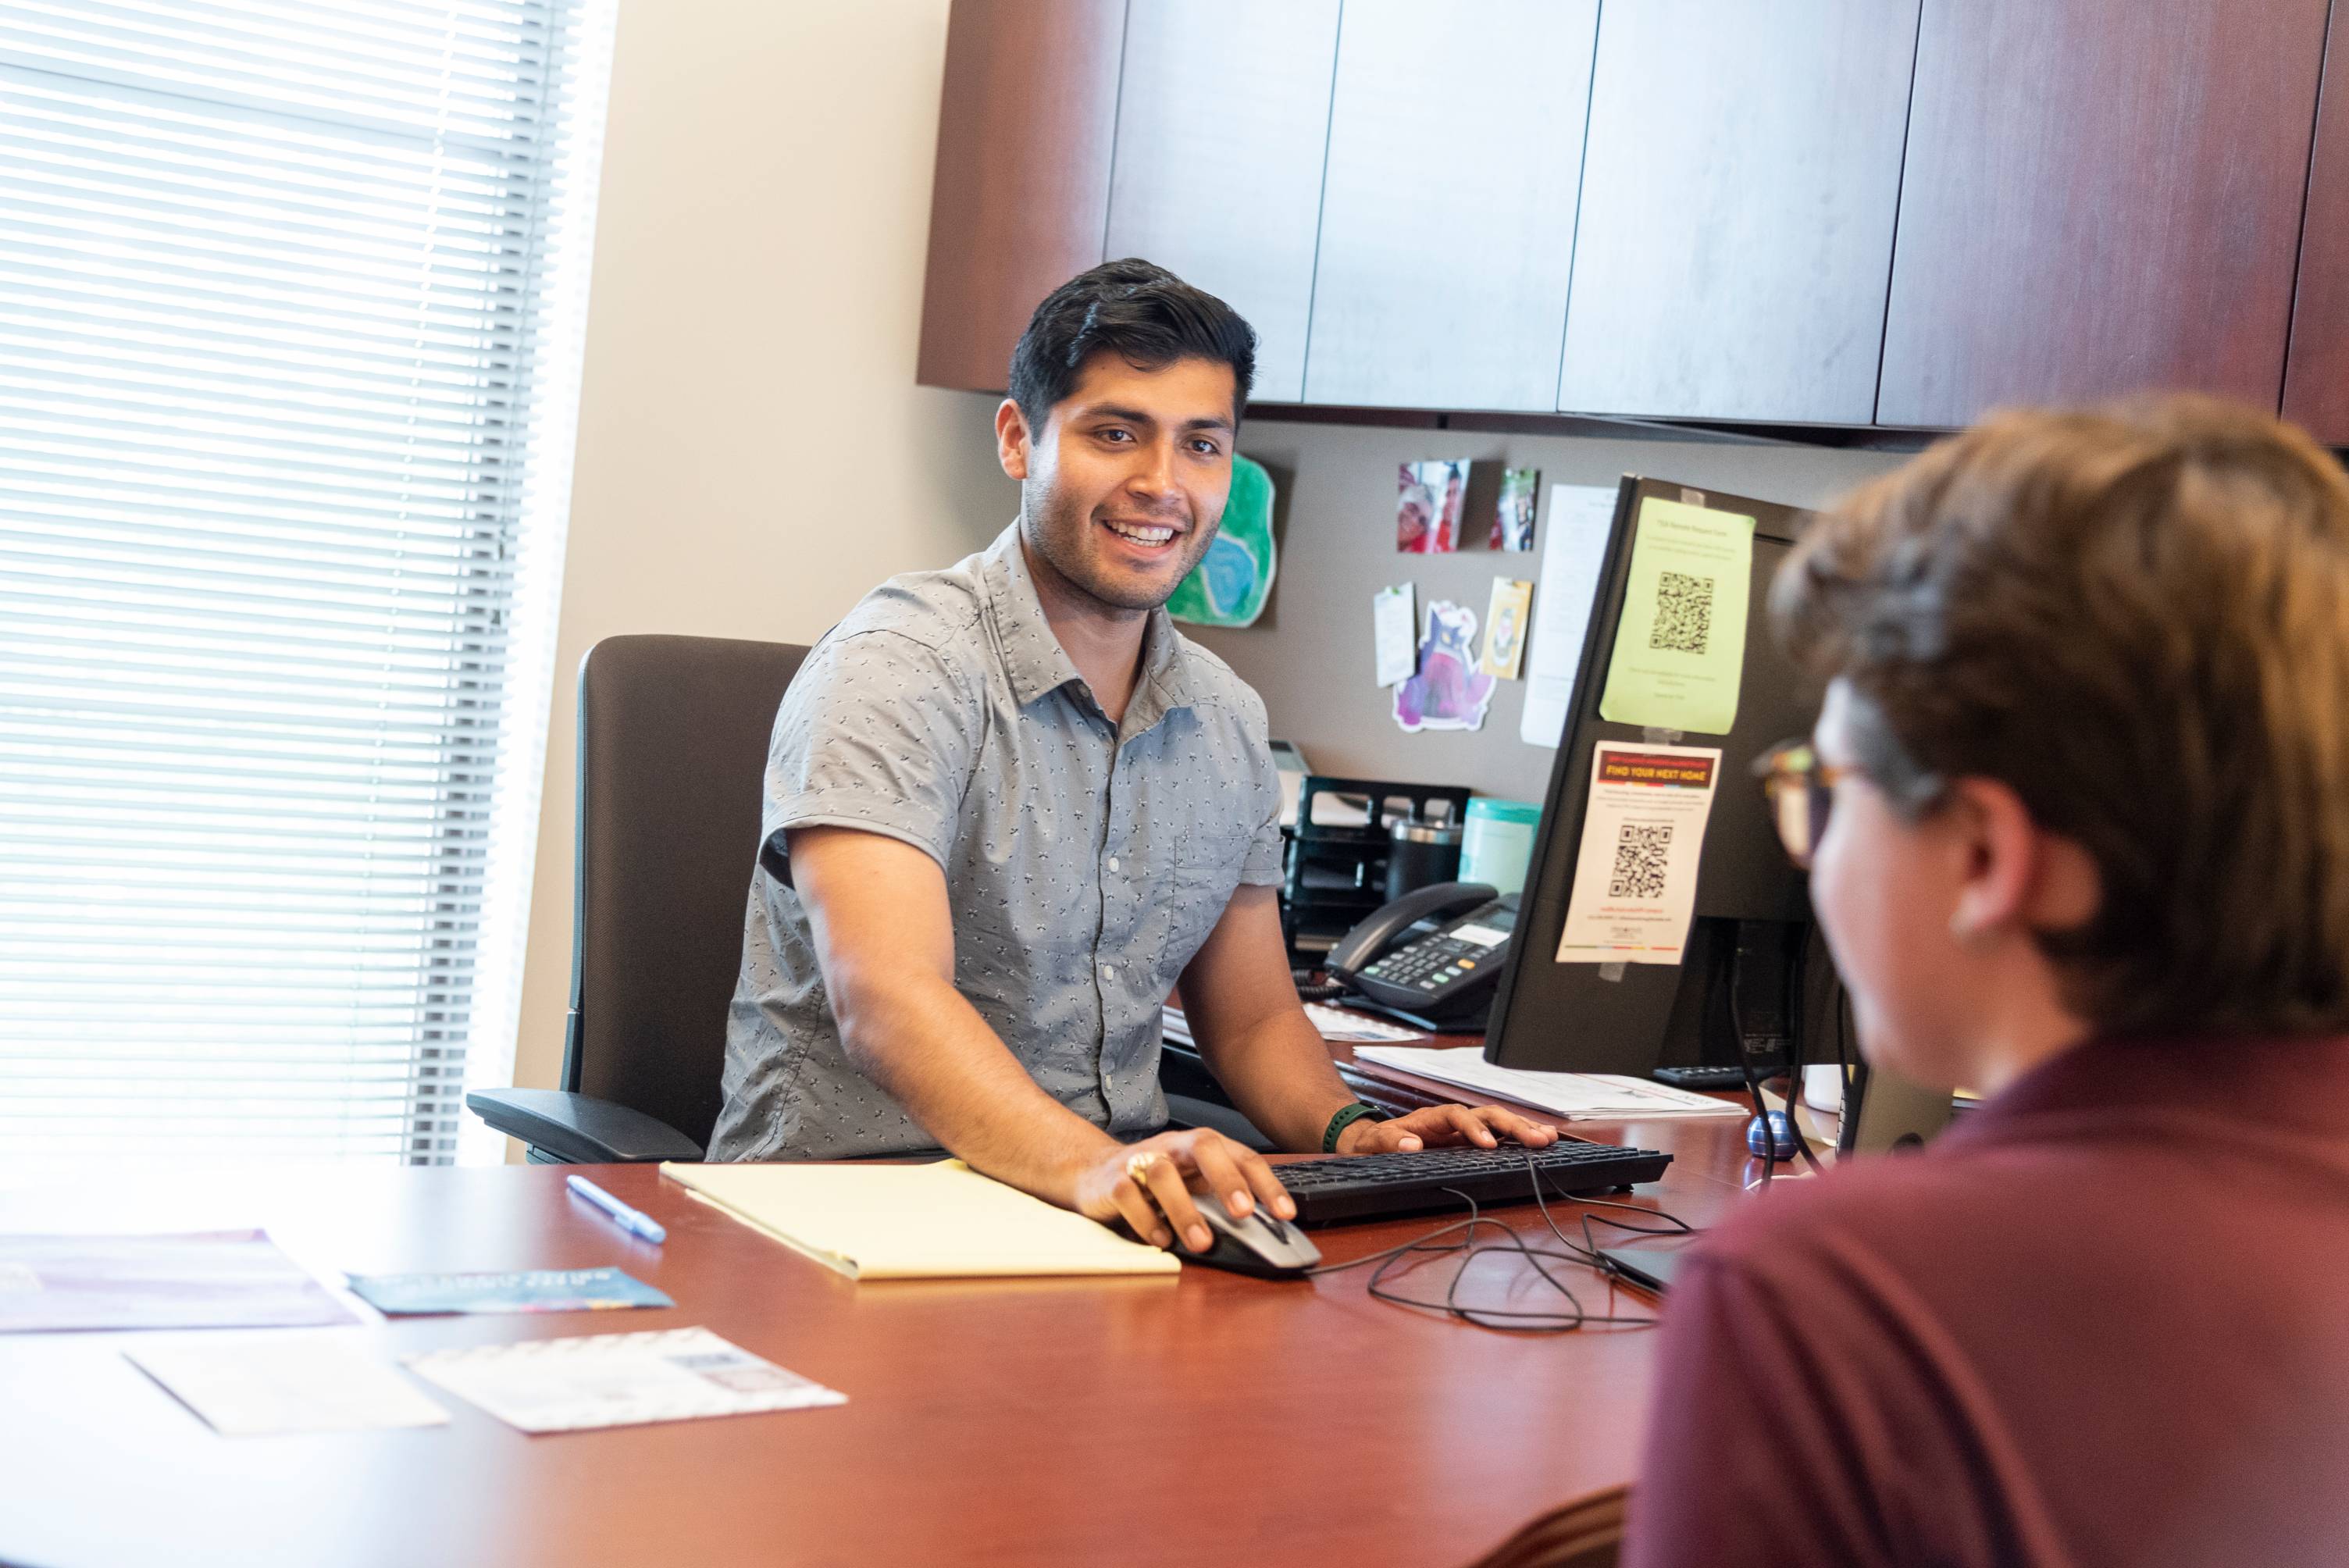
[1159,819,1255,980]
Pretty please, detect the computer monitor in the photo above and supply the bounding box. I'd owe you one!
[1485,474,1820,1078]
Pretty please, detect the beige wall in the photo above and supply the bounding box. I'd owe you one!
[507,0,1014,1112]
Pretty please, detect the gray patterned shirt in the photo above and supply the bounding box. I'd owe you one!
[707,522,1285,1161]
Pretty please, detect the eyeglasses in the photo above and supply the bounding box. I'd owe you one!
[1752,739,1851,870]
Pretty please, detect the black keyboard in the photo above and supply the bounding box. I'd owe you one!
[1273,1140,1673,1226]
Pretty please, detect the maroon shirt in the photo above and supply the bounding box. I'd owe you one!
[1622,1034,2349,1568]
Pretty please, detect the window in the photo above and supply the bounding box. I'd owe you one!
[0,2,614,1164]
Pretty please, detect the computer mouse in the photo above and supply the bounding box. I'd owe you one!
[1185,1199,1323,1278]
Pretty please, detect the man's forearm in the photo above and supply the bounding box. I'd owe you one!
[1192,1006,1360,1153]
[831,967,1120,1206]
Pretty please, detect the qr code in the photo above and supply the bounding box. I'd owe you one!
[1651,570,1714,654]
[1608,823,1673,900]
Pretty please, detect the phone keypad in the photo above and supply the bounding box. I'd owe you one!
[1360,935,1498,992]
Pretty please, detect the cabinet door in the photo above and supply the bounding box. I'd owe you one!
[915,0,1127,393]
[1557,1,1919,424]
[2284,2,2349,446]
[1103,0,1340,404]
[1303,0,1599,412]
[1878,0,2330,427]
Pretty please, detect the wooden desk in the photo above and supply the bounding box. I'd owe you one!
[0,1102,1766,1567]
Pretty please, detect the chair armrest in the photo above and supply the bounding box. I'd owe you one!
[465,1089,705,1164]
[1164,1093,1277,1153]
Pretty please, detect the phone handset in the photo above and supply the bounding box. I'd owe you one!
[1325,880,1500,982]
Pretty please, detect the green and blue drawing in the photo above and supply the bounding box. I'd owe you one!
[1167,453,1276,629]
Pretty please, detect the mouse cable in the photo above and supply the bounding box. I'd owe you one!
[1302,1159,1696,1333]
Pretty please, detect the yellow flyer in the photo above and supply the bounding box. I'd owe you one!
[1596,497,1755,734]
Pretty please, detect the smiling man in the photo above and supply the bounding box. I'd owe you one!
[708,260,1550,1251]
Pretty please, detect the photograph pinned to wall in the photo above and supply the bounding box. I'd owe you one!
[1492,468,1540,551]
[1396,459,1469,553]
[1373,583,1417,686]
[1481,577,1532,680]
[1167,453,1277,628]
[1394,599,1497,733]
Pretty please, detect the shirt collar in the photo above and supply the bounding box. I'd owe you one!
[1934,1031,2349,1153]
[981,521,1197,729]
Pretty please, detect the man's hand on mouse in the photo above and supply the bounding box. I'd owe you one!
[1074,1127,1294,1255]
[1334,1103,1560,1156]
[1079,1107,1563,1253]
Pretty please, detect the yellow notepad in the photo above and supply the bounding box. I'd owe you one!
[658,1160,1180,1280]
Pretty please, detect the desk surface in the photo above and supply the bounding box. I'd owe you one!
[0,1072,1768,1568]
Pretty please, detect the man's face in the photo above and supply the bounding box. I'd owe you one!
[996,352,1238,613]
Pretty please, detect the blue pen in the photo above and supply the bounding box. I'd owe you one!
[565,1174,667,1244]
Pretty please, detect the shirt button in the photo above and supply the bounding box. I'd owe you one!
[1101,964,1114,981]
[1106,856,1120,872]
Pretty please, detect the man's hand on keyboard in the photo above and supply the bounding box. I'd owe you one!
[1335,1103,1560,1155]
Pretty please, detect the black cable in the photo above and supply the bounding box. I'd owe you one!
[1730,938,1823,1178]
[1303,1153,1697,1331]
[1780,973,1825,1178]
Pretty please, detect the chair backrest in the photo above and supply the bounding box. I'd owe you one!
[565,634,810,1150]
[1463,1485,1627,1568]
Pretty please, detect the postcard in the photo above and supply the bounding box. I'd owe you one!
[1481,577,1533,679]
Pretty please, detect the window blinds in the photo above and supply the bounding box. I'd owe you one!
[0,1,611,1164]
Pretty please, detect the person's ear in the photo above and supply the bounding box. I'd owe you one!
[996,398,1032,482]
[1945,779,2100,943]
[1944,778,2038,945]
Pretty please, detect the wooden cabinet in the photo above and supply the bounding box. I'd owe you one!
[1877,0,2331,428]
[1301,0,1599,412]
[1103,0,1341,404]
[914,0,1126,394]
[2284,2,2349,447]
[914,0,2349,441]
[1556,1,1919,424]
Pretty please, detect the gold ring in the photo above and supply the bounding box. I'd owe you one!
[1125,1150,1163,1185]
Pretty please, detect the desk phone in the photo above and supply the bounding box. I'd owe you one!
[1324,881,1517,1028]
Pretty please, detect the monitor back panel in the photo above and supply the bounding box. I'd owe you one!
[1487,476,1816,1076]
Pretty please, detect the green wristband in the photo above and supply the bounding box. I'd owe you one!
[1323,1101,1384,1153]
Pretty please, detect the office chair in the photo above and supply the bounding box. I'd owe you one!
[467,634,811,1163]
[1465,1485,1627,1568]
[466,632,1270,1164]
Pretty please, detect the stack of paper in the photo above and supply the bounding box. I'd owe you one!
[1164,1003,1422,1046]
[660,1160,1178,1279]
[1352,1046,1746,1121]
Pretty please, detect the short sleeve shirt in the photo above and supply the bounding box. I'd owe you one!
[707,522,1285,1161]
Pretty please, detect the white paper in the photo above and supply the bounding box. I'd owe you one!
[408,1326,845,1434]
[129,1333,451,1438]
[1520,483,1620,747]
[1167,1003,1420,1045]
[1302,1003,1423,1042]
[1556,742,1723,965]
[1373,583,1417,686]
[1353,1046,1745,1121]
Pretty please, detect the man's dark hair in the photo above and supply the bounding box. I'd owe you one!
[1007,258,1256,430]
